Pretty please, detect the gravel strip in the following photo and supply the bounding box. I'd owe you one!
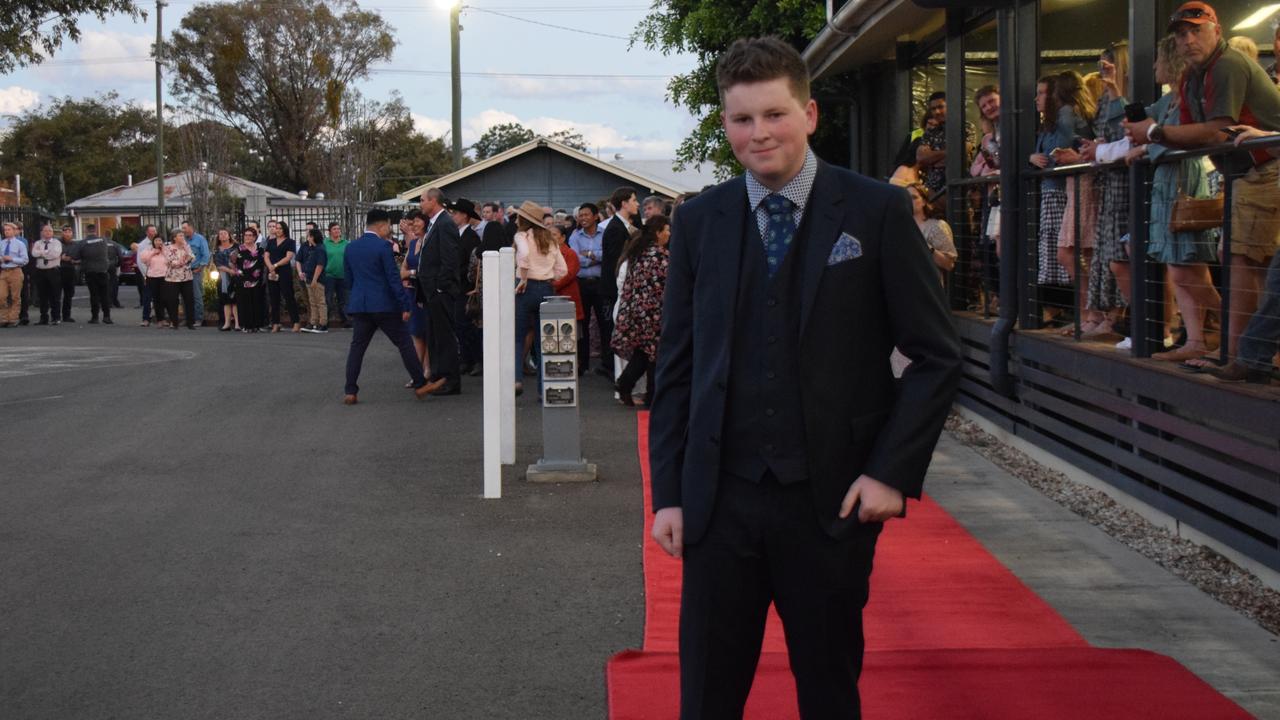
[944,413,1280,637]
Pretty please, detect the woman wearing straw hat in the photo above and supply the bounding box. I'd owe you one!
[512,200,568,397]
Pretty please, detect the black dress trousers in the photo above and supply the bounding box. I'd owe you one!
[679,471,882,720]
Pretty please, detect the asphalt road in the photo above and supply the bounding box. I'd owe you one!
[0,302,645,720]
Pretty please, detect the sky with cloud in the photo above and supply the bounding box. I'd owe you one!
[0,1,701,162]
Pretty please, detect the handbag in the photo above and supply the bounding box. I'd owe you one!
[1169,161,1223,232]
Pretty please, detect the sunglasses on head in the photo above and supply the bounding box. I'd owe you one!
[1170,8,1211,23]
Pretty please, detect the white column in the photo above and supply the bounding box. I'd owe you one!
[482,250,502,499]
[498,247,517,465]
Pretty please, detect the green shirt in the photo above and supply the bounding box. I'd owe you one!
[1181,41,1280,173]
[323,237,348,278]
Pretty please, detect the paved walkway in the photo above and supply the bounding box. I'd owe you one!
[0,304,1275,718]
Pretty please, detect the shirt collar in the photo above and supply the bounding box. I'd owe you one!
[745,147,818,214]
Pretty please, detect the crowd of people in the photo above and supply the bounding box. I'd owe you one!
[885,1,1280,385]
[0,183,691,405]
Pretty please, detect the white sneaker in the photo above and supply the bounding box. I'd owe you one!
[1115,337,1132,350]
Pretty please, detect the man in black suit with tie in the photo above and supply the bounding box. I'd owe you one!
[416,187,462,395]
[649,37,962,719]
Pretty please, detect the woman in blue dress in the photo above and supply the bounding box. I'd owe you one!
[400,209,430,384]
[1128,35,1221,361]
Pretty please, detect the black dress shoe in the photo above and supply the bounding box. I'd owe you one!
[88,317,99,324]
[102,317,114,324]
[62,317,75,323]
[435,384,462,396]
[19,318,29,325]
[36,319,50,326]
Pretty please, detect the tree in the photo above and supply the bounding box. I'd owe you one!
[167,0,396,191]
[547,129,590,153]
[634,1,850,177]
[472,122,535,160]
[0,94,158,211]
[0,0,144,74]
[314,92,453,204]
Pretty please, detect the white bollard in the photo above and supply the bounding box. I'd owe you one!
[498,247,516,465]
[482,251,502,499]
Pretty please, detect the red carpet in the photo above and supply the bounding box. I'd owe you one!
[608,413,1254,719]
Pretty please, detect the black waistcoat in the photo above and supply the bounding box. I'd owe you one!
[720,202,810,484]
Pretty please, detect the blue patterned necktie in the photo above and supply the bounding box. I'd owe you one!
[762,193,796,278]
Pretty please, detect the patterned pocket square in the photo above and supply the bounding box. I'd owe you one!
[827,232,863,266]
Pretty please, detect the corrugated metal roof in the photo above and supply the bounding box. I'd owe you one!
[67,171,298,210]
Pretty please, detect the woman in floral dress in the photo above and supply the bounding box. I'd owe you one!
[611,215,671,407]
[230,227,267,333]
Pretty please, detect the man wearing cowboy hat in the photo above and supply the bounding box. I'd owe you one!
[417,187,462,395]
[447,197,484,375]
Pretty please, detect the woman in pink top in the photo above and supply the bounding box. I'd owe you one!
[137,235,170,327]
[512,200,567,397]
[163,231,196,329]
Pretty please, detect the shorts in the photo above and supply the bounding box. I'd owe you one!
[1230,161,1280,264]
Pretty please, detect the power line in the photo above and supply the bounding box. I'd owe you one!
[465,7,631,40]
[34,55,670,80]
[371,68,667,79]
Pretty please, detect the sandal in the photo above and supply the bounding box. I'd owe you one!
[1152,344,1214,362]
[1178,356,1222,373]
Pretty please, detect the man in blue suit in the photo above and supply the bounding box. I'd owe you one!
[342,208,434,405]
[648,38,963,719]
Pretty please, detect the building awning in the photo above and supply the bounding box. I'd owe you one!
[803,0,943,80]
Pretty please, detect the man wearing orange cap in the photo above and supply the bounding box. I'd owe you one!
[1127,1,1280,367]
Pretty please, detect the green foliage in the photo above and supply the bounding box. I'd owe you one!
[111,224,144,249]
[0,94,159,211]
[547,129,590,153]
[633,0,850,177]
[472,123,535,160]
[168,0,396,191]
[0,0,144,74]
[342,94,454,199]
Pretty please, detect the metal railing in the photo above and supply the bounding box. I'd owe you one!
[951,132,1280,372]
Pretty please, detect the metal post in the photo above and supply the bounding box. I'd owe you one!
[450,3,463,171]
[155,0,165,215]
[527,296,596,482]
[1220,170,1234,365]
[944,9,964,311]
[1073,172,1083,341]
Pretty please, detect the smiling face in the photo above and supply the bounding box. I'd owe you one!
[722,76,818,190]
[978,92,1001,122]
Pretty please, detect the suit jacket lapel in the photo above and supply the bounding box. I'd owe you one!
[799,162,843,337]
[715,177,747,335]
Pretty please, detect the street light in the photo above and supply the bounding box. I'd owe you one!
[437,0,463,170]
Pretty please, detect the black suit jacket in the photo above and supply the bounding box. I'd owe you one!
[648,161,963,544]
[478,220,509,254]
[600,216,632,301]
[458,225,481,291]
[416,211,460,300]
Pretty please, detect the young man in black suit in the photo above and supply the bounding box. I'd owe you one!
[416,187,462,395]
[599,186,638,379]
[447,197,484,376]
[648,37,962,719]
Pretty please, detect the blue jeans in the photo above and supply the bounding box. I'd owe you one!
[323,276,349,323]
[514,280,553,392]
[191,274,204,324]
[1239,250,1280,371]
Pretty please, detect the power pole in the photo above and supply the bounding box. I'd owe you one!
[155,0,166,216]
[450,2,462,171]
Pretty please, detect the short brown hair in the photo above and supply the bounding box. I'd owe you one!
[715,36,810,103]
[974,84,999,104]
